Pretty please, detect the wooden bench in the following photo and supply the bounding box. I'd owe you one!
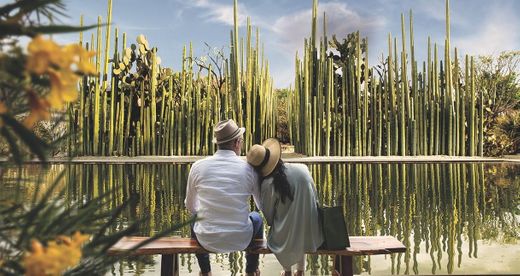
[108,236,406,276]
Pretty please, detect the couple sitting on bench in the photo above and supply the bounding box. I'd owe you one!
[185,119,324,276]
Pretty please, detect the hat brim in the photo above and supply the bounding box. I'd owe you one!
[212,127,245,144]
[260,138,282,177]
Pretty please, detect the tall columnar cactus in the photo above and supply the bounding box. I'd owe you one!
[70,0,276,156]
[72,0,484,157]
[287,0,483,156]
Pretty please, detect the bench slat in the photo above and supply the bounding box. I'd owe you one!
[108,236,406,256]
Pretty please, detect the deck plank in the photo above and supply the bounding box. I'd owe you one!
[108,236,406,256]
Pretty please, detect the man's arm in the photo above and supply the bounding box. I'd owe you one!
[184,164,199,214]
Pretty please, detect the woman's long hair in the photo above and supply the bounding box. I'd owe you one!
[264,160,294,204]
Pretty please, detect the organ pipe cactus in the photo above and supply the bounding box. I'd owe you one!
[70,0,276,156]
[287,0,483,156]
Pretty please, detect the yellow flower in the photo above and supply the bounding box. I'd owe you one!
[46,69,80,109]
[26,36,61,74]
[23,232,90,276]
[26,36,97,76]
[25,51,51,75]
[23,36,97,127]
[77,55,97,74]
[71,231,90,245]
[62,44,97,74]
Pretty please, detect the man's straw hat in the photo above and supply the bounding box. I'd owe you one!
[247,138,282,177]
[212,119,245,144]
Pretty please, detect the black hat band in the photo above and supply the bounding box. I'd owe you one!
[255,148,271,169]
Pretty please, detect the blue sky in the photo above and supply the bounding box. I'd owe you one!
[56,0,520,88]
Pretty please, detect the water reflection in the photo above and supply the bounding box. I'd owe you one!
[2,163,519,275]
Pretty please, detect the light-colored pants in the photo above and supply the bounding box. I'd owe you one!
[282,256,305,272]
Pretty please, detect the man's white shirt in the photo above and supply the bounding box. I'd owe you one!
[184,150,261,253]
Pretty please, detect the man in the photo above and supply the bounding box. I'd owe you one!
[185,119,263,276]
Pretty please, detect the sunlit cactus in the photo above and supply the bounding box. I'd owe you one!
[287,0,484,156]
[70,0,276,156]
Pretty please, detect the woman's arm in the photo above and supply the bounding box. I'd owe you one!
[260,180,277,226]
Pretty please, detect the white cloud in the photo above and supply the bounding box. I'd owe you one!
[265,1,386,88]
[453,7,520,56]
[271,2,386,54]
[189,0,250,27]
[413,0,466,26]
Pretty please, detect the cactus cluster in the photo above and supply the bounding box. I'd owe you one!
[69,0,276,156]
[287,0,484,156]
[70,0,485,157]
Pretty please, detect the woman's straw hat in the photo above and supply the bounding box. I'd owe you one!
[212,119,245,144]
[247,138,281,177]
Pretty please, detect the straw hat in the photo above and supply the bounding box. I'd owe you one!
[247,138,281,177]
[212,119,245,144]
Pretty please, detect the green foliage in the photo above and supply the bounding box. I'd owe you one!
[0,114,51,163]
[485,111,520,155]
[477,51,520,111]
[477,51,520,156]
[276,88,290,143]
[0,0,98,39]
[328,32,368,72]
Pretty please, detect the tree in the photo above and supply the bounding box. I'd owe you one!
[477,51,520,155]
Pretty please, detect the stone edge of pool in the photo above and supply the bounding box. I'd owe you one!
[2,155,520,164]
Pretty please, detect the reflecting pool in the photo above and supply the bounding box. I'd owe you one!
[2,163,519,275]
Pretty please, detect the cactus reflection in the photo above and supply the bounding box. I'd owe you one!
[2,163,518,274]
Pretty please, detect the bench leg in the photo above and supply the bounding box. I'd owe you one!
[334,255,353,276]
[161,254,179,276]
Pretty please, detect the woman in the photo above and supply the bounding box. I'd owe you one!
[247,138,323,276]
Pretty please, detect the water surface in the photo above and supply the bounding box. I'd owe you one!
[2,163,519,275]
